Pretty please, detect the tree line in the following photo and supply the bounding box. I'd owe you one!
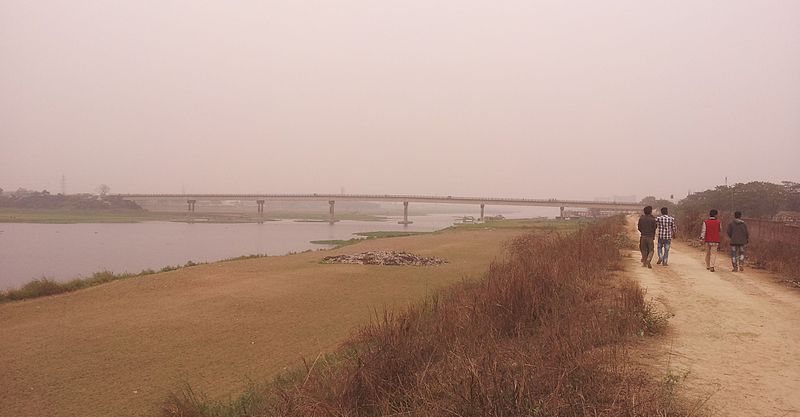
[642,181,800,220]
[0,187,141,211]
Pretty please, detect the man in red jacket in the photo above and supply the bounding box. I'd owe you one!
[700,209,723,272]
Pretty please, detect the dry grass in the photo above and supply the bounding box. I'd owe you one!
[160,217,691,417]
[0,228,519,417]
[746,240,800,286]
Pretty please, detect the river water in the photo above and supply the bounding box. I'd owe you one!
[0,208,556,290]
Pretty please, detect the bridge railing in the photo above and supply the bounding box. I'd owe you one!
[116,193,641,209]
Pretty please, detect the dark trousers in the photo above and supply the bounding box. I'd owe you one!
[731,244,746,267]
[639,236,655,264]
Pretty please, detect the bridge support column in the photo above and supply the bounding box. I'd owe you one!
[187,199,196,213]
[559,206,565,219]
[256,200,265,216]
[398,201,413,225]
[480,203,485,221]
[329,200,336,224]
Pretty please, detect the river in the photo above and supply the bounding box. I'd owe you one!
[0,208,556,290]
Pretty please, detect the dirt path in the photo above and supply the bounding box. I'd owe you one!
[627,219,800,416]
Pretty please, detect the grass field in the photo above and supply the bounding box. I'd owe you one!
[310,231,432,248]
[0,220,546,417]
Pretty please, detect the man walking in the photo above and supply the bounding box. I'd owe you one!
[655,207,677,266]
[700,209,722,272]
[727,211,749,272]
[638,205,657,268]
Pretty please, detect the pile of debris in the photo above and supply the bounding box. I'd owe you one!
[321,251,447,266]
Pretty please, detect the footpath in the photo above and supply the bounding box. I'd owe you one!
[627,221,800,416]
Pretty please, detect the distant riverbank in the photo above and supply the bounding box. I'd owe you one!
[0,208,385,223]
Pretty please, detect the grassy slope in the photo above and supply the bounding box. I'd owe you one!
[0,221,537,417]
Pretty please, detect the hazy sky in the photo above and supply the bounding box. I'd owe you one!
[2,1,798,200]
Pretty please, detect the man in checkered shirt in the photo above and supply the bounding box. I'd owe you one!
[655,207,678,266]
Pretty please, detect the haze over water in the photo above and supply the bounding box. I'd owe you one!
[0,207,555,289]
[2,1,798,201]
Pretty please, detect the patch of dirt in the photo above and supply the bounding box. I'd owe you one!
[321,251,447,266]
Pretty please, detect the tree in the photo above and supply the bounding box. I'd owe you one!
[783,181,800,212]
[678,181,795,219]
[639,196,677,212]
[96,184,111,196]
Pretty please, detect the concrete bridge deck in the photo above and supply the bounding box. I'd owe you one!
[117,193,641,224]
[117,193,640,210]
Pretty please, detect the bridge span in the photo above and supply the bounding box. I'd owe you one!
[116,193,642,224]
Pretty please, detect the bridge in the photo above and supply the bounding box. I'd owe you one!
[116,193,642,224]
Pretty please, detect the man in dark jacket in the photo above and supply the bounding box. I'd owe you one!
[727,211,749,272]
[638,206,657,268]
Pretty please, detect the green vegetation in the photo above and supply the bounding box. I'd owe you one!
[311,231,431,248]
[309,239,362,247]
[311,219,590,249]
[0,271,148,303]
[354,230,431,238]
[160,216,694,417]
[0,208,171,223]
[450,217,591,231]
[0,189,141,211]
[218,254,269,263]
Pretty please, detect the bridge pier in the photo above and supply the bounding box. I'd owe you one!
[398,201,413,225]
[480,203,485,221]
[329,200,336,224]
[187,199,196,213]
[256,200,265,216]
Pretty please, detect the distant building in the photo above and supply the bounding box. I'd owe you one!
[773,211,800,224]
[594,195,637,203]
[561,210,591,219]
[612,195,638,203]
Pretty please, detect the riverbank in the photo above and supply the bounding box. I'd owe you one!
[0,255,267,304]
[0,220,545,417]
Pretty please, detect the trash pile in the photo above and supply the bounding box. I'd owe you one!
[321,251,447,266]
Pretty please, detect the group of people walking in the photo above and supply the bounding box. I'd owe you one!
[637,206,750,272]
